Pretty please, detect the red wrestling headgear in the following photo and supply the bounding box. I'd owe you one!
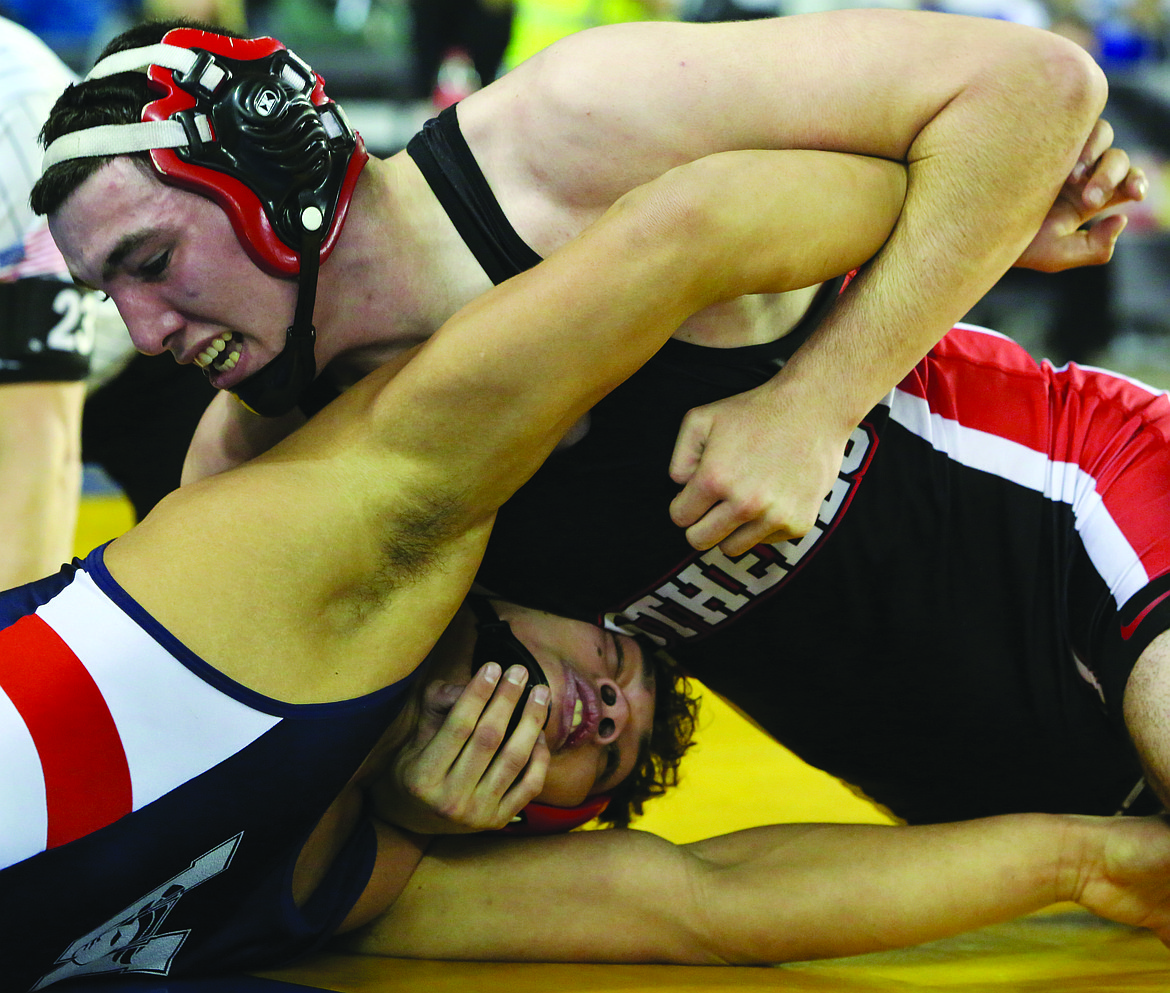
[41,29,369,417]
[499,795,611,835]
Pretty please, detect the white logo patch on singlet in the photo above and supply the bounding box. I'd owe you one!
[31,834,241,990]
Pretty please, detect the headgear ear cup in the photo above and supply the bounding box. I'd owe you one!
[499,795,611,835]
[467,595,549,740]
[140,29,367,277]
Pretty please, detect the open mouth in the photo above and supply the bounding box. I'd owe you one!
[193,331,242,374]
[561,671,599,750]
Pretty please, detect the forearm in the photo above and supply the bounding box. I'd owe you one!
[665,150,906,301]
[181,390,305,484]
[346,814,1081,964]
[384,150,904,510]
[684,816,1069,963]
[778,29,1106,436]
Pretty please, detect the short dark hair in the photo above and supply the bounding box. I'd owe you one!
[30,19,237,217]
[595,638,699,829]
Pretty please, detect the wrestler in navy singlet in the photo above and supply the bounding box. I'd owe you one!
[0,546,413,991]
[410,105,1166,824]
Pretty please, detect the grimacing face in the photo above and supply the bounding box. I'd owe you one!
[488,602,657,807]
[48,157,298,391]
[423,600,658,809]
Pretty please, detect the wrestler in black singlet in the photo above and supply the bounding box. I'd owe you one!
[409,106,1165,824]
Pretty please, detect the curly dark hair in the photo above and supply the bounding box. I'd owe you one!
[30,19,236,218]
[595,636,700,829]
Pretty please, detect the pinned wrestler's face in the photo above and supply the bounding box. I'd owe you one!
[493,602,657,807]
[426,601,657,809]
[48,157,299,393]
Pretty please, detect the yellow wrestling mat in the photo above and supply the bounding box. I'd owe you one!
[75,492,1170,992]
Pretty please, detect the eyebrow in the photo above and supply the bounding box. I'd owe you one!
[632,635,655,695]
[100,231,152,283]
[622,635,655,780]
[636,641,654,758]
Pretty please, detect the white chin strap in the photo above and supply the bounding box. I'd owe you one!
[40,43,226,173]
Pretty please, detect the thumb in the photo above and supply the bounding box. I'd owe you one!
[418,681,465,734]
[669,409,710,485]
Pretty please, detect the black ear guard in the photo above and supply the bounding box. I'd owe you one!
[466,596,611,835]
[467,595,549,740]
[41,28,368,417]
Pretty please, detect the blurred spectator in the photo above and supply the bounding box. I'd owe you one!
[0,0,129,69]
[143,0,247,30]
[0,16,96,587]
[685,0,778,23]
[502,0,676,71]
[0,12,222,563]
[410,0,514,105]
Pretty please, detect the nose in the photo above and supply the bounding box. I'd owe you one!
[111,286,184,356]
[594,678,629,743]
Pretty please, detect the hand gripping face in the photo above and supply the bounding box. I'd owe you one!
[41,29,368,416]
[467,597,611,835]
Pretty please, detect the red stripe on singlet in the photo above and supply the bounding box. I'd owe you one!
[0,614,132,848]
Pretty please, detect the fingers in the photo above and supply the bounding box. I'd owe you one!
[673,471,819,553]
[1083,212,1129,265]
[1072,117,1115,186]
[680,496,766,553]
[669,473,722,534]
[1069,119,1146,215]
[668,410,710,487]
[1081,147,1145,213]
[672,467,766,550]
[1121,166,1150,206]
[416,662,507,771]
[1020,124,1147,273]
[451,664,549,783]
[498,726,551,820]
[405,663,550,831]
[1038,212,1129,272]
[469,674,550,827]
[716,520,802,558]
[686,508,806,557]
[417,663,545,781]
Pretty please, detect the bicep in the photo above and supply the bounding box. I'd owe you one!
[480,10,1043,204]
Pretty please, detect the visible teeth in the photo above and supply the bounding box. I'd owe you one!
[570,698,583,730]
[214,348,240,371]
[194,332,234,369]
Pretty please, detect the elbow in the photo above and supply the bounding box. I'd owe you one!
[1051,32,1108,118]
[1010,28,1107,124]
[607,161,728,299]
